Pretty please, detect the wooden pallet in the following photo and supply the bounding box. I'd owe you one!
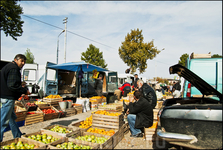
[48,137,100,149]
[0,138,47,149]
[69,131,113,149]
[92,113,124,129]
[39,106,60,121]
[41,124,80,137]
[25,108,44,126]
[15,106,27,122]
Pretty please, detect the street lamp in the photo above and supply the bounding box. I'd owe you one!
[56,30,65,64]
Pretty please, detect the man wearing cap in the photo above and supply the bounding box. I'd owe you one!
[119,79,131,97]
[133,74,139,91]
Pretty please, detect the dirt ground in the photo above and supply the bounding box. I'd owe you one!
[2,110,174,149]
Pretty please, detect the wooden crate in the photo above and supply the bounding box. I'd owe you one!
[43,98,62,107]
[38,106,60,121]
[98,104,122,112]
[15,106,27,122]
[47,137,100,149]
[15,100,24,108]
[92,112,124,130]
[0,138,47,149]
[144,121,158,141]
[190,52,211,59]
[68,121,91,134]
[155,101,163,109]
[25,108,44,126]
[62,107,76,116]
[21,129,64,145]
[20,99,38,111]
[73,103,83,114]
[69,131,113,149]
[90,98,102,103]
[41,124,80,137]
[153,109,159,121]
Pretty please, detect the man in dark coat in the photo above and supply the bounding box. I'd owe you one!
[0,54,30,142]
[133,74,139,91]
[137,79,157,109]
[94,74,103,96]
[126,90,153,137]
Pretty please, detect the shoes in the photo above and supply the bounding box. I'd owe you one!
[21,133,26,135]
[130,132,143,138]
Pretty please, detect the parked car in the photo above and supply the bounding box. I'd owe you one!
[157,64,222,149]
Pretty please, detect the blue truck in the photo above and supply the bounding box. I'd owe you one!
[183,56,222,100]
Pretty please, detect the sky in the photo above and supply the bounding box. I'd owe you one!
[1,1,222,79]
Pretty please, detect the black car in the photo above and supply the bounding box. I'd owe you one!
[157,64,222,149]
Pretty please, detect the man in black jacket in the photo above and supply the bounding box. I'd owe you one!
[133,74,139,91]
[0,54,29,142]
[126,90,153,137]
[94,74,103,96]
[137,79,157,109]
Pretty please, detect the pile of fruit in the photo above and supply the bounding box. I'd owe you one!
[94,110,121,116]
[120,99,129,103]
[1,141,38,149]
[55,142,92,149]
[18,95,29,100]
[90,96,101,99]
[27,134,60,144]
[79,115,92,129]
[75,135,108,144]
[34,101,47,105]
[87,128,115,136]
[42,109,56,114]
[26,102,36,107]
[49,125,72,134]
[128,91,135,95]
[44,94,62,99]
[148,121,158,129]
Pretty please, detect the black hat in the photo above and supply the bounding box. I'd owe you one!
[134,74,138,76]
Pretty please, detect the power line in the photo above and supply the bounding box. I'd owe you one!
[22,14,116,50]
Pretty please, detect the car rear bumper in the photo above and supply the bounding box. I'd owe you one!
[157,126,198,143]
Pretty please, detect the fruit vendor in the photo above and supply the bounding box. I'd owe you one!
[94,74,103,96]
[126,90,153,137]
[118,79,131,97]
[0,54,30,142]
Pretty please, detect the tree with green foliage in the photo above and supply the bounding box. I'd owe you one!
[24,48,35,64]
[211,54,222,58]
[178,53,189,66]
[0,0,24,41]
[81,44,108,69]
[118,28,161,74]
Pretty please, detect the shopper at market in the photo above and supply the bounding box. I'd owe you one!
[0,54,30,142]
[94,74,103,96]
[119,79,131,97]
[132,74,139,91]
[172,87,181,98]
[137,79,157,109]
[126,90,153,137]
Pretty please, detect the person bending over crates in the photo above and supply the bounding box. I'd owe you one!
[126,90,153,137]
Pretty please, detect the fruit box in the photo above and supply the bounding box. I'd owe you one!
[15,105,27,122]
[68,121,91,134]
[47,137,100,149]
[38,106,60,121]
[89,126,119,149]
[73,103,83,114]
[21,129,64,145]
[144,121,158,141]
[43,97,63,102]
[0,137,47,149]
[25,108,44,126]
[112,123,129,148]
[41,124,80,137]
[21,99,38,111]
[153,108,159,121]
[98,104,122,112]
[68,131,113,149]
[92,112,124,130]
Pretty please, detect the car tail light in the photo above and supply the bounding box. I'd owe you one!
[186,83,191,97]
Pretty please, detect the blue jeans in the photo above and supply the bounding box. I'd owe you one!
[0,98,22,142]
[127,114,141,136]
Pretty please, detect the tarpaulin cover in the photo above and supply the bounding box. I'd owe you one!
[47,61,108,72]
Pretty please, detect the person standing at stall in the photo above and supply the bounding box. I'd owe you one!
[94,74,103,96]
[0,54,30,142]
[133,74,139,91]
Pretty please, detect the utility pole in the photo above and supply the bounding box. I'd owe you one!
[56,30,65,64]
[63,17,68,63]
